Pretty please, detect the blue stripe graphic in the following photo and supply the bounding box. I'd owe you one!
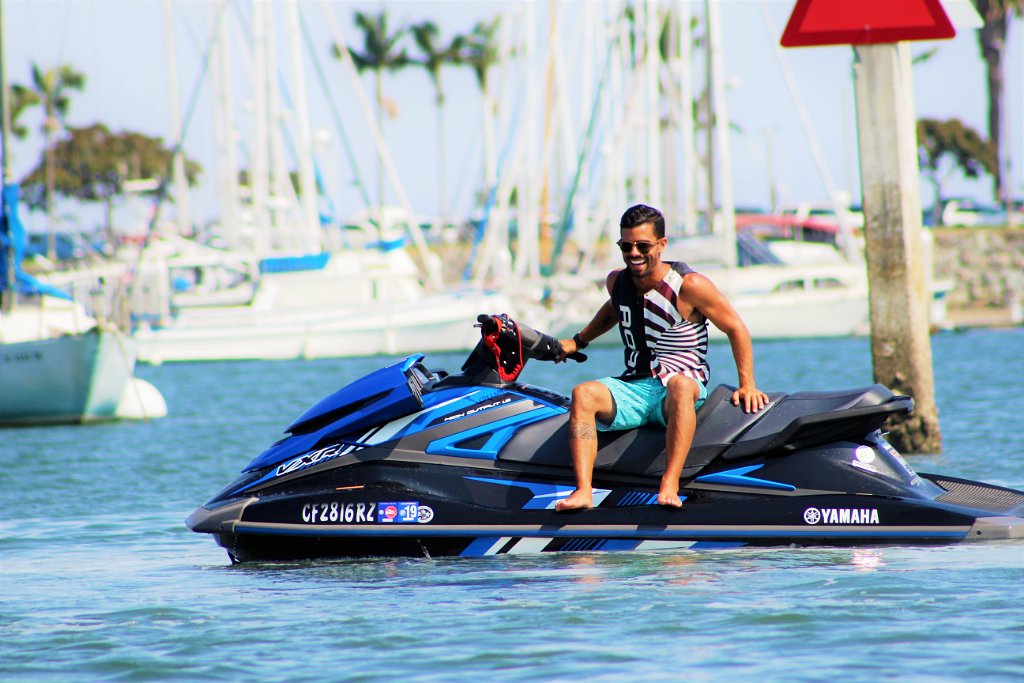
[695,464,796,491]
[600,539,643,551]
[426,406,562,459]
[459,536,503,556]
[617,491,679,506]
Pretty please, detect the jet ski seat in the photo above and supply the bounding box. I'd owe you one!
[498,384,788,477]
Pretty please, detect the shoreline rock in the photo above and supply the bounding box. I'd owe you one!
[932,227,1024,329]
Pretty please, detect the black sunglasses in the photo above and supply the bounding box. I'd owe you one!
[616,240,657,254]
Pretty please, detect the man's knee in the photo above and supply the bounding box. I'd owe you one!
[571,381,609,416]
[665,375,699,411]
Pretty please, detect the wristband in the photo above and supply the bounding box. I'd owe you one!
[572,332,589,350]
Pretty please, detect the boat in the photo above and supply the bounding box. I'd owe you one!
[1,304,140,426]
[128,233,514,363]
[672,223,872,341]
[536,228,871,344]
[699,261,871,341]
[0,185,166,426]
[538,208,960,343]
[186,314,1024,562]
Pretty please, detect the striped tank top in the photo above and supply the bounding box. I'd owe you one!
[610,261,710,386]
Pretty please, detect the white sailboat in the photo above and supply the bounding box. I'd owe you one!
[0,3,164,426]
[0,191,165,425]
[0,296,161,425]
[129,233,510,363]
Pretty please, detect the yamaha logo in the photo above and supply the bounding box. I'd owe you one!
[802,507,880,525]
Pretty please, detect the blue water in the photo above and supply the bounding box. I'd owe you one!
[2,328,1022,681]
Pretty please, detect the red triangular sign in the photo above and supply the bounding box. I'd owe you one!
[781,0,955,47]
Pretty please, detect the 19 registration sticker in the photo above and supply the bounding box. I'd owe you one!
[378,502,419,524]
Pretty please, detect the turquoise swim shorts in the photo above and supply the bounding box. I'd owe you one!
[595,376,708,432]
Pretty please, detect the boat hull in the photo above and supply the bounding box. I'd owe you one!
[0,329,136,426]
[135,291,513,363]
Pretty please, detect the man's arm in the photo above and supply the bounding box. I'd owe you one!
[684,273,768,413]
[558,271,621,358]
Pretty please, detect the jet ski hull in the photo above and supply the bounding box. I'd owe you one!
[187,456,1024,562]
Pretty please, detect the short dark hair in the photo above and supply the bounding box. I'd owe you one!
[620,204,665,238]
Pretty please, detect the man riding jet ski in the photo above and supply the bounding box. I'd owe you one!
[552,203,769,512]
[187,314,1024,562]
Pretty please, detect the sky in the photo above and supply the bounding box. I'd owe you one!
[2,0,1022,235]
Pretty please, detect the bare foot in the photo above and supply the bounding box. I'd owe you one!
[555,489,593,511]
[657,487,683,508]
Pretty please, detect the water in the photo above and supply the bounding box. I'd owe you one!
[2,328,1023,681]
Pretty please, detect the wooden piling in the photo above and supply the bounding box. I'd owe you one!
[852,42,942,454]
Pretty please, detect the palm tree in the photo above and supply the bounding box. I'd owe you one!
[8,84,40,141]
[28,63,85,259]
[462,17,502,196]
[970,0,1023,205]
[344,10,411,218]
[411,20,464,225]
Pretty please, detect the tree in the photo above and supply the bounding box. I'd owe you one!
[340,10,411,216]
[916,118,996,225]
[20,123,201,247]
[462,17,501,105]
[970,0,1023,204]
[8,84,40,141]
[23,63,86,259]
[411,20,465,224]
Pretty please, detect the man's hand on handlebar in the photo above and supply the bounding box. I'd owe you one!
[557,338,587,364]
[556,338,572,362]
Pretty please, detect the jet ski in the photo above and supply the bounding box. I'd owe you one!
[187,314,1024,562]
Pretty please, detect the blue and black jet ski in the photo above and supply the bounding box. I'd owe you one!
[187,314,1024,562]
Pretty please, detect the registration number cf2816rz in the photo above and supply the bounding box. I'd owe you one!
[301,502,376,524]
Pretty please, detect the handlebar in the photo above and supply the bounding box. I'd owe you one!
[476,314,587,364]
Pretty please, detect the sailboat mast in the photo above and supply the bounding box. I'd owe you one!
[0,0,11,184]
[285,0,319,253]
[210,2,238,250]
[251,0,270,251]
[1,0,16,311]
[706,0,736,268]
[163,0,192,237]
[518,0,539,278]
[644,0,661,210]
[677,0,697,236]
